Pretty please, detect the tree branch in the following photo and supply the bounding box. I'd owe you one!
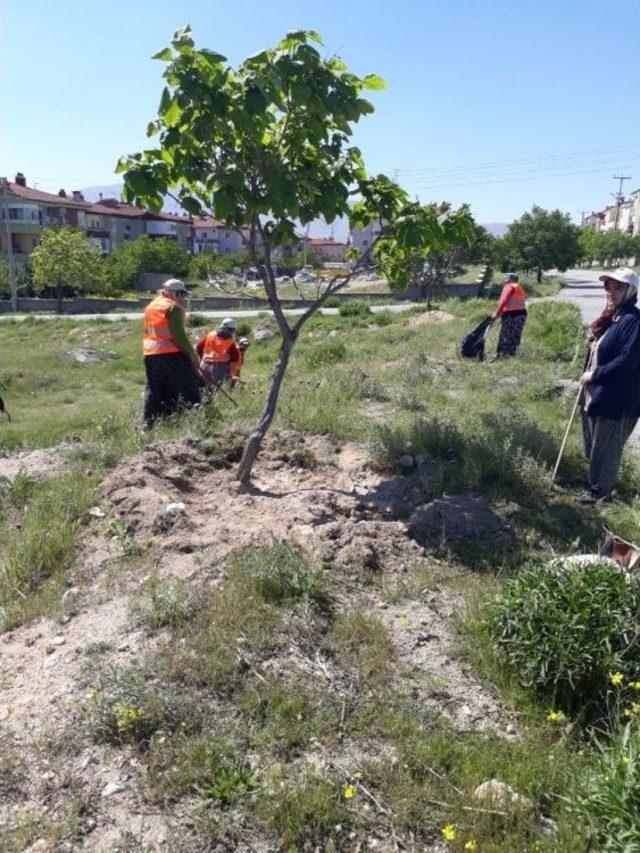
[292,236,380,334]
[258,221,292,337]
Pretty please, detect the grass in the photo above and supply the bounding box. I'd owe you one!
[3,289,640,847]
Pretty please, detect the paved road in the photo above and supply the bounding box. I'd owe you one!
[556,268,606,325]
[0,302,418,323]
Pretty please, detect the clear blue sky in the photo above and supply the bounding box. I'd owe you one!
[2,0,639,226]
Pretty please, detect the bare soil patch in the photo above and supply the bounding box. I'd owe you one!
[0,445,71,483]
[408,309,455,327]
[0,432,516,848]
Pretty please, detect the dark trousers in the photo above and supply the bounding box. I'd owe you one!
[143,353,201,428]
[497,313,526,358]
[581,412,638,495]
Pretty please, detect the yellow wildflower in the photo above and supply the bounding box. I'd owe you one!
[624,708,634,718]
[113,703,142,732]
[353,771,363,780]
[398,616,409,628]
[441,824,456,841]
[622,756,631,765]
[610,672,624,687]
[464,841,477,851]
[342,784,357,800]
[547,710,566,723]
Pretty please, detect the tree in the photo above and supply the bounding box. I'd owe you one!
[374,202,476,304]
[497,206,581,282]
[107,235,190,292]
[577,227,597,266]
[30,227,106,313]
[117,26,407,484]
[593,230,638,268]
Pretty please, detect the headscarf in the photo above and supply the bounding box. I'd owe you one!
[589,281,638,342]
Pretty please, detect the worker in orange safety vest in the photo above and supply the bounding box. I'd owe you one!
[230,337,250,386]
[492,273,527,358]
[142,279,203,430]
[196,317,241,386]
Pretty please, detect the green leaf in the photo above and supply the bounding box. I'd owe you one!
[245,85,267,115]
[152,47,173,61]
[159,87,172,115]
[200,48,227,66]
[362,74,386,91]
[179,196,202,215]
[164,99,182,128]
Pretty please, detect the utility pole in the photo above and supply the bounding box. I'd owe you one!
[0,178,18,312]
[612,174,631,229]
[577,210,588,226]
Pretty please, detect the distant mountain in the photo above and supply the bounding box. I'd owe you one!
[481,222,509,237]
[80,183,123,202]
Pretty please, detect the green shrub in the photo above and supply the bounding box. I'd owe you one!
[131,577,197,630]
[303,339,347,368]
[0,474,93,630]
[526,302,584,362]
[371,309,394,326]
[235,540,330,609]
[485,559,640,718]
[323,296,341,308]
[87,664,192,746]
[338,299,370,317]
[567,722,640,850]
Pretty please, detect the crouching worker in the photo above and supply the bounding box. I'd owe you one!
[142,279,203,430]
[230,337,250,386]
[197,317,241,387]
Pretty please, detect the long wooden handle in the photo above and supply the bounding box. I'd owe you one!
[551,386,582,482]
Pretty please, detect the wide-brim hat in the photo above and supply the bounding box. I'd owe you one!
[599,267,639,289]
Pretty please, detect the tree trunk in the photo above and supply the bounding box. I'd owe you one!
[236,331,295,486]
[536,265,542,284]
[57,284,63,315]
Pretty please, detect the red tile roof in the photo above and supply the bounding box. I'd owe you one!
[8,180,193,223]
[192,217,223,228]
[8,183,88,207]
[310,237,347,247]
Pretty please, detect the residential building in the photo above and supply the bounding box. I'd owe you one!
[350,220,383,252]
[191,217,248,254]
[309,237,347,260]
[631,189,640,237]
[0,173,87,256]
[0,173,193,258]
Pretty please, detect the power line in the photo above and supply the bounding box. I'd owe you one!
[406,162,637,193]
[394,142,640,177]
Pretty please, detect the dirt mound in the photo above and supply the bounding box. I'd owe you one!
[408,494,517,553]
[0,433,518,849]
[409,309,455,327]
[0,445,71,482]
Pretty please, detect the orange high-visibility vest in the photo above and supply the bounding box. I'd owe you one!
[502,283,527,313]
[142,295,181,356]
[230,350,244,378]
[202,334,235,364]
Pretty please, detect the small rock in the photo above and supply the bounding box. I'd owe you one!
[88,506,106,519]
[50,635,66,647]
[254,328,275,343]
[472,779,533,813]
[117,642,130,653]
[84,818,97,833]
[44,645,56,655]
[25,840,50,853]
[398,454,415,471]
[552,378,580,399]
[102,781,125,797]
[164,502,186,516]
[80,754,99,770]
[538,815,558,838]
